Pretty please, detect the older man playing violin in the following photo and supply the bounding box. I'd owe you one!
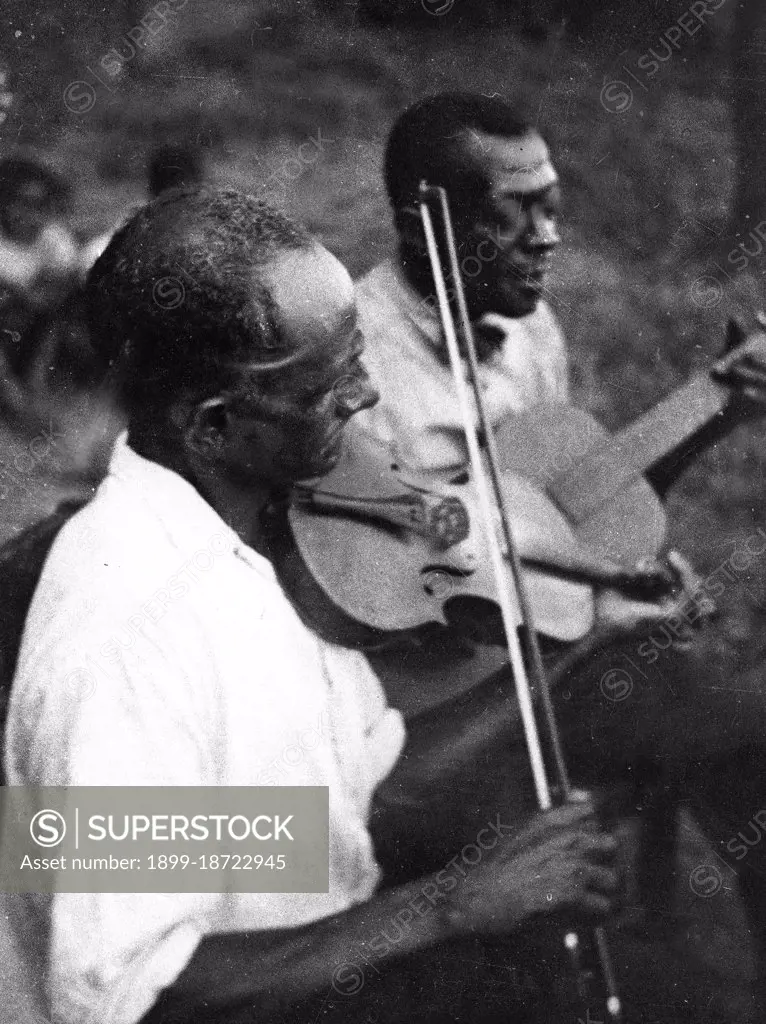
[1,187,630,1024]
[0,183,759,1024]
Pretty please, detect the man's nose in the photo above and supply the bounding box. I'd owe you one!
[332,369,379,417]
[527,208,560,251]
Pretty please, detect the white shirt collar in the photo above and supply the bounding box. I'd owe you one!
[107,432,271,578]
[366,257,444,349]
[363,257,537,369]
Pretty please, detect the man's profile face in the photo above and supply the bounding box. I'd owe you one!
[456,130,561,320]
[217,244,378,488]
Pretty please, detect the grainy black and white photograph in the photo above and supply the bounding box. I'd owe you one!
[1,1,766,1022]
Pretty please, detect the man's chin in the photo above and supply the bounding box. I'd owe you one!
[475,282,543,320]
[500,287,542,318]
[296,442,344,483]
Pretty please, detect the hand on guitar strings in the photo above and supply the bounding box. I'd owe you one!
[591,550,715,647]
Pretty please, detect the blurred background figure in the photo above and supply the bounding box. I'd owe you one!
[0,278,123,546]
[0,141,206,545]
[0,155,90,437]
[0,140,207,543]
[0,157,125,543]
[0,156,79,353]
[79,142,205,273]
[147,141,204,198]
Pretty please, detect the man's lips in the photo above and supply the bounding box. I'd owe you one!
[520,276,544,294]
[504,263,549,289]
[508,270,546,296]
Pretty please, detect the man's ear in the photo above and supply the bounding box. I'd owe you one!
[184,397,229,456]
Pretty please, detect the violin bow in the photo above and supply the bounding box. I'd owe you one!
[417,180,622,1022]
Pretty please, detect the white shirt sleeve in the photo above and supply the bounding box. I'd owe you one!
[317,644,406,822]
[7,616,220,1024]
[353,651,406,800]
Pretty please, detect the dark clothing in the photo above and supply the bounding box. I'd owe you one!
[138,637,766,1024]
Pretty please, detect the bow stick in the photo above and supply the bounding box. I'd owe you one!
[417,180,622,1021]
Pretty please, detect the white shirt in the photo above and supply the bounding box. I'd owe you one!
[0,222,78,292]
[4,439,405,1024]
[354,258,569,475]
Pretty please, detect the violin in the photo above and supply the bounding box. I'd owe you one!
[268,321,766,655]
[268,427,674,648]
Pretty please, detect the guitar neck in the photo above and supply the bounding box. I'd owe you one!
[549,371,730,524]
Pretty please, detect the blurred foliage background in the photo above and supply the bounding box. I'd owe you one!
[1,0,765,694]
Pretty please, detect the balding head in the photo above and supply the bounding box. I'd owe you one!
[85,187,315,420]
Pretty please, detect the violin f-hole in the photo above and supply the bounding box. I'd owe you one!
[420,564,472,598]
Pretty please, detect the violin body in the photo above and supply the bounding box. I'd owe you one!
[275,429,595,649]
[275,326,766,658]
[265,323,766,721]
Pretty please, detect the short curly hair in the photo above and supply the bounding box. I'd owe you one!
[384,92,536,225]
[85,186,313,416]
